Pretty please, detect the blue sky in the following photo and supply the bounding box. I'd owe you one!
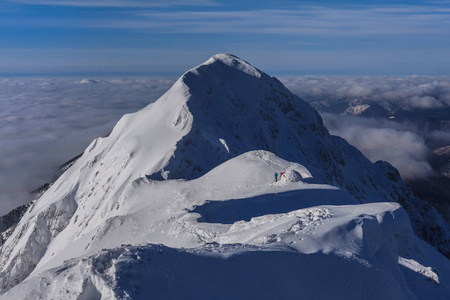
[1,0,450,76]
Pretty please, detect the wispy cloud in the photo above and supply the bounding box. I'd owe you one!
[6,0,215,8]
[3,4,450,37]
[83,5,450,36]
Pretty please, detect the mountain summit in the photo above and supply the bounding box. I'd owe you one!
[0,54,449,299]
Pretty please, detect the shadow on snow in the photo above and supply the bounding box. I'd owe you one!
[190,188,358,224]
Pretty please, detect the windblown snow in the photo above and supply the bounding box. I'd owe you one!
[0,54,448,299]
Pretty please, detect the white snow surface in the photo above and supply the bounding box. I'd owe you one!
[0,54,449,299]
[203,54,262,78]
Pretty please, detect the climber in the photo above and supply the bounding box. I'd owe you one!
[274,172,278,182]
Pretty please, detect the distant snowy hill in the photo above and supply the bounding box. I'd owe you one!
[0,54,448,299]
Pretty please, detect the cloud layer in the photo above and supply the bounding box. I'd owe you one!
[320,113,435,179]
[280,76,450,180]
[281,75,450,110]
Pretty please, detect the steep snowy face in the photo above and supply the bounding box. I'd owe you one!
[150,54,328,181]
[149,54,373,198]
[0,54,448,295]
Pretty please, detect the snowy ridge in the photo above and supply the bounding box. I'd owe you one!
[4,201,450,299]
[0,54,449,298]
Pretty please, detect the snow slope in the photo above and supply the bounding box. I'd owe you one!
[4,152,450,299]
[4,181,450,299]
[0,54,448,299]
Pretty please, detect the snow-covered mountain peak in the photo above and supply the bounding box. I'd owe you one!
[0,55,449,298]
[141,54,327,181]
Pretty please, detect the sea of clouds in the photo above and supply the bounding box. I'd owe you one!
[319,114,436,179]
[1,76,449,216]
[281,76,450,180]
[281,76,450,110]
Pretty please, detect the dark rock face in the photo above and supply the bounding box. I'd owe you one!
[407,177,450,224]
[405,146,450,225]
[0,202,32,247]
